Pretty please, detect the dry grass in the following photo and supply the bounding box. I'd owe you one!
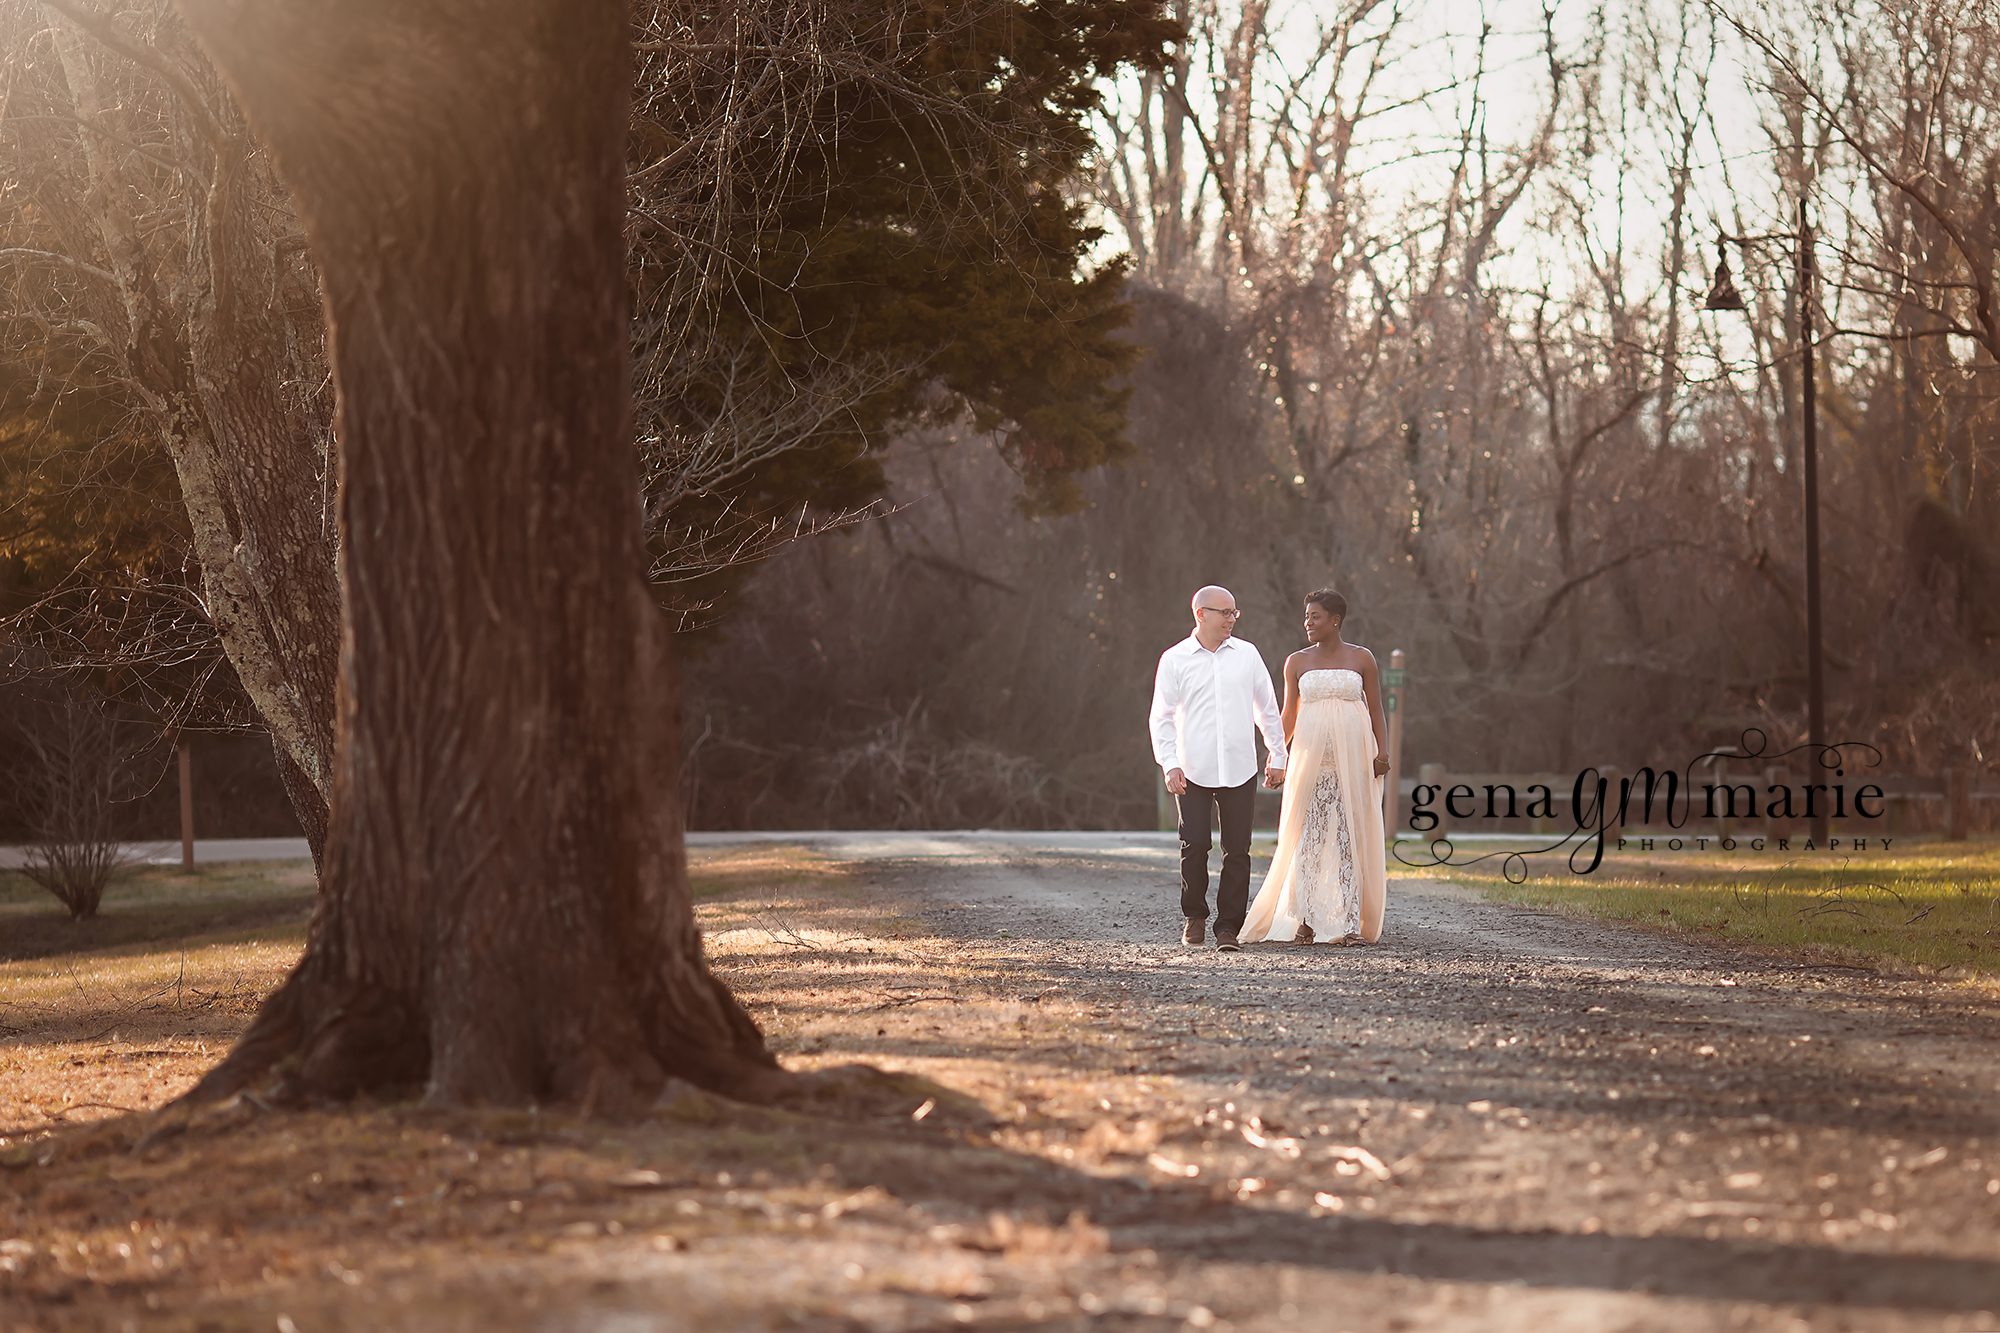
[0,862,316,1137]
[0,861,318,963]
[1396,835,2000,982]
[0,850,839,1135]
[6,842,2000,1329]
[0,848,1257,1331]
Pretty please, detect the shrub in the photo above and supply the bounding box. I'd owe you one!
[8,691,143,919]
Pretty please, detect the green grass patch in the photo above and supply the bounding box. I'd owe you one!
[1396,835,2000,979]
[0,844,840,966]
[0,861,318,964]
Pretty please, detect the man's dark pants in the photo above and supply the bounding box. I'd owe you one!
[1176,775,1256,933]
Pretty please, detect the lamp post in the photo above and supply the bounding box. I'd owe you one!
[1704,198,1828,843]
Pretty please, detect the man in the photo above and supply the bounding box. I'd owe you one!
[1149,585,1287,951]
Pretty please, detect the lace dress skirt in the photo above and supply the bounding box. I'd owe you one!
[1240,668,1387,943]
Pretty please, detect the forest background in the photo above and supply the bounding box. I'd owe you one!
[4,0,1995,838]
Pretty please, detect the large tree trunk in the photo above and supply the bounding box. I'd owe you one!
[176,0,780,1110]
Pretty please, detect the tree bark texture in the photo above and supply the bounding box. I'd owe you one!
[175,0,779,1109]
[41,16,338,864]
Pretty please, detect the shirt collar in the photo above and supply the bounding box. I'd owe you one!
[1184,631,1240,655]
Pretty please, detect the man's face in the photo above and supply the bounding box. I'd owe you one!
[1195,594,1240,639]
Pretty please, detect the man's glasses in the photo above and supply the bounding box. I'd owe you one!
[1197,607,1242,618]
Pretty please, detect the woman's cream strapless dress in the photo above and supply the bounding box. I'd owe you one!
[1240,668,1387,943]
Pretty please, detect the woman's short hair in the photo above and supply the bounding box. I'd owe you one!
[1304,588,1347,619]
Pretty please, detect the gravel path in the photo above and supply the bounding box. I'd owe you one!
[740,831,2000,1331]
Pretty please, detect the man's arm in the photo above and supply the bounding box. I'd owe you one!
[1252,655,1287,774]
[1148,652,1183,777]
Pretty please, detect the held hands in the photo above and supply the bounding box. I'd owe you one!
[1167,766,1289,791]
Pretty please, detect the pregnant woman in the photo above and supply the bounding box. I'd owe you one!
[1240,588,1390,946]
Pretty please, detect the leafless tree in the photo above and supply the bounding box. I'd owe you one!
[1,0,339,858]
[3,674,146,919]
[691,0,1998,799]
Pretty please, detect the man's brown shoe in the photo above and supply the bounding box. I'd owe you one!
[1294,922,1315,945]
[1183,917,1205,946]
[1215,927,1241,952]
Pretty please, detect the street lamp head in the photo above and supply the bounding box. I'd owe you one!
[1704,234,1746,312]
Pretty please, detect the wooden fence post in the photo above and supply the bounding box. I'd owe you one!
[177,740,195,872]
[1382,650,1407,842]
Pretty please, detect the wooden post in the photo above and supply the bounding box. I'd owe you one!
[1382,650,1407,841]
[177,740,195,872]
[1946,766,1972,842]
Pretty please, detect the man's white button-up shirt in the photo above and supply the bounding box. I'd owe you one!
[1148,633,1288,788]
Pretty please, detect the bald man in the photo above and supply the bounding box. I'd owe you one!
[1148,585,1287,950]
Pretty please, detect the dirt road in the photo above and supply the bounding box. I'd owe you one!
[8,833,1997,1332]
[727,831,2000,1331]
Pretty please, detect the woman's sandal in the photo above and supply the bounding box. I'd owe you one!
[1294,923,1315,945]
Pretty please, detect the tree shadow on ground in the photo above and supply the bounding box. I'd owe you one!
[0,864,316,965]
[724,919,2000,1143]
[8,1075,1996,1332]
[7,849,1997,1327]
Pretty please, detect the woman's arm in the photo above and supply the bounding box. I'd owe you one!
[1359,649,1389,776]
[1281,653,1302,748]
